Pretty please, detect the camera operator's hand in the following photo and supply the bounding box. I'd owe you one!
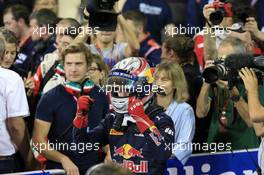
[239,67,258,93]
[244,17,264,41]
[203,3,216,24]
[113,1,121,14]
[216,80,228,89]
[72,20,91,44]
[204,60,215,69]
[83,8,90,19]
[230,86,240,98]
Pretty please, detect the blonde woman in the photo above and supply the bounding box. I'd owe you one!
[154,61,195,165]
[87,54,109,87]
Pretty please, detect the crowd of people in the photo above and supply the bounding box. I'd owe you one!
[0,0,264,175]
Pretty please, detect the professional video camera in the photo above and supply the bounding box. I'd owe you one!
[85,0,119,31]
[209,0,233,26]
[202,54,264,89]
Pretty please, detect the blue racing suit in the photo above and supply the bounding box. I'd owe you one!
[73,104,175,175]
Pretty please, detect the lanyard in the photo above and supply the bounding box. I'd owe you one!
[214,87,237,131]
[95,43,117,68]
[95,43,115,59]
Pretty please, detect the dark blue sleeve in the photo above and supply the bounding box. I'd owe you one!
[186,0,199,28]
[122,0,138,12]
[146,49,161,67]
[102,94,110,118]
[256,0,264,29]
[35,91,55,122]
[162,2,173,26]
[88,86,109,129]
[142,114,175,162]
[186,0,208,31]
[73,114,112,147]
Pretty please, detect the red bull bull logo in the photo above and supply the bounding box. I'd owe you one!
[114,144,143,159]
[114,144,148,173]
[122,160,148,173]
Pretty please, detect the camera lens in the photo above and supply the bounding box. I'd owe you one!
[202,66,220,84]
[202,63,227,84]
[210,10,224,25]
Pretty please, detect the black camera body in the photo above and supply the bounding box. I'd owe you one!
[86,0,119,31]
[97,0,117,11]
[209,0,233,26]
[202,54,264,89]
[202,59,228,84]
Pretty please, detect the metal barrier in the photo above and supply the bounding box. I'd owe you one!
[5,169,65,175]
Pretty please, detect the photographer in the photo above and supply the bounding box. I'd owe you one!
[74,1,139,69]
[245,17,264,42]
[123,10,161,67]
[196,37,260,151]
[240,67,264,123]
[195,0,234,69]
[89,12,139,69]
[239,67,264,172]
[195,0,262,70]
[244,17,264,55]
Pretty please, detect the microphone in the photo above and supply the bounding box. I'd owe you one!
[157,87,166,96]
[225,53,254,69]
[224,54,264,71]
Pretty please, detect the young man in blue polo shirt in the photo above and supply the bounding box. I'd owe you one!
[123,10,161,67]
[122,0,172,44]
[33,43,109,175]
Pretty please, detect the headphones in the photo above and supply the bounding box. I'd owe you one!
[64,79,95,97]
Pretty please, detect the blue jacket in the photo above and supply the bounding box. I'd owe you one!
[73,103,175,175]
[139,34,161,67]
[123,0,172,44]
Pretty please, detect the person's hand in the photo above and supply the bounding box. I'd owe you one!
[24,72,34,88]
[244,17,262,40]
[60,156,79,175]
[239,67,258,93]
[104,145,112,163]
[77,96,94,113]
[24,72,35,96]
[113,1,121,13]
[216,80,228,89]
[83,8,90,19]
[230,86,240,97]
[204,60,215,69]
[203,3,215,23]
[73,96,94,129]
[128,97,156,134]
[229,31,252,43]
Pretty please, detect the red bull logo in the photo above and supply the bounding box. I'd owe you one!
[114,144,144,159]
[122,160,148,173]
